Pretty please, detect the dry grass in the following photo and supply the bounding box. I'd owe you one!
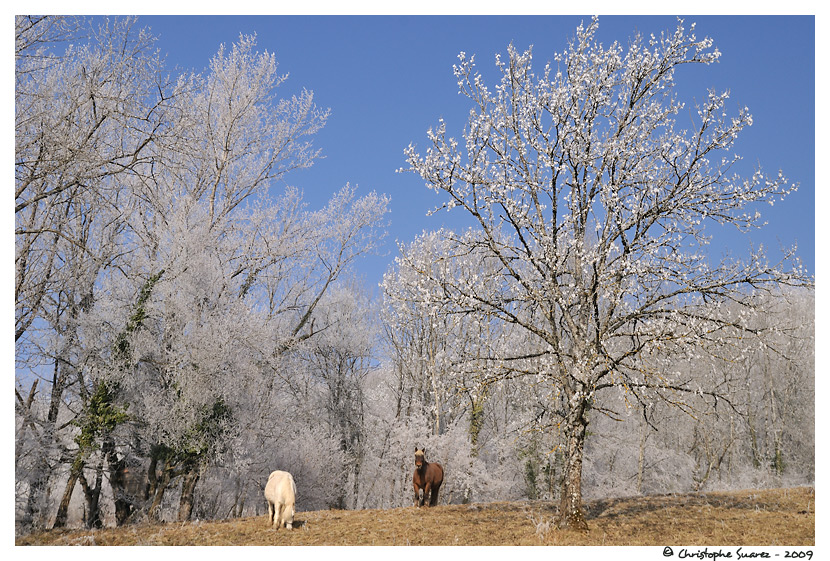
[16,486,814,546]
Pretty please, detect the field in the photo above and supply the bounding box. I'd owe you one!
[17,486,814,546]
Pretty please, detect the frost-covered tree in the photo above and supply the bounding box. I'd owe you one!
[381,231,464,435]
[276,283,378,508]
[81,35,387,523]
[15,17,389,530]
[15,15,173,530]
[402,18,810,529]
[15,16,162,344]
[381,232,554,504]
[381,230,516,443]
[581,287,814,499]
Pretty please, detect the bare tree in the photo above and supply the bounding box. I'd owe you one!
[90,35,385,523]
[15,16,164,342]
[15,19,389,529]
[381,230,522,446]
[402,18,809,529]
[14,15,171,530]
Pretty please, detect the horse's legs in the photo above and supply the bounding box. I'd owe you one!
[423,482,433,507]
[268,502,275,526]
[414,483,422,507]
[276,503,285,529]
[430,483,441,507]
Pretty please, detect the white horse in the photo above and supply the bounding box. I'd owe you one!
[264,470,297,530]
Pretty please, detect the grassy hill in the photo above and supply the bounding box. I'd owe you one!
[17,486,814,546]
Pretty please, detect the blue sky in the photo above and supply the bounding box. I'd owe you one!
[132,15,816,292]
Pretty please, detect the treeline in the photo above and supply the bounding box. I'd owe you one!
[15,272,814,530]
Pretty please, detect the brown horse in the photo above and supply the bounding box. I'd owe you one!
[412,447,444,507]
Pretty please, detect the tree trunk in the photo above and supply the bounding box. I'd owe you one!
[147,459,171,523]
[177,467,201,522]
[233,493,245,518]
[105,441,134,526]
[428,342,442,436]
[637,415,649,495]
[557,392,589,531]
[22,446,53,531]
[147,477,169,522]
[53,459,83,528]
[78,465,103,529]
[146,454,159,501]
[21,375,57,530]
[468,390,488,457]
